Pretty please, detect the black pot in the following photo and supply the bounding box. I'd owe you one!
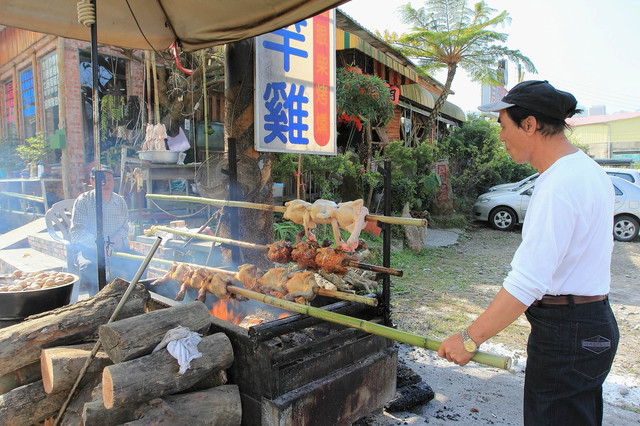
[0,275,78,320]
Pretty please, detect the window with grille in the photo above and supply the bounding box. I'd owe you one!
[41,53,60,136]
[4,81,16,138]
[21,68,36,139]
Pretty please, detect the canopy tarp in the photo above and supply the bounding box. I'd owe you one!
[0,0,349,52]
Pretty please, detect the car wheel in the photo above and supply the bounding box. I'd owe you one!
[613,215,639,242]
[489,207,517,231]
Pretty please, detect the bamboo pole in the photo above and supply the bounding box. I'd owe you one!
[142,225,403,276]
[145,194,428,227]
[111,253,378,307]
[145,225,266,250]
[228,285,512,370]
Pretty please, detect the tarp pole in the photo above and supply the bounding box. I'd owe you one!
[90,0,106,290]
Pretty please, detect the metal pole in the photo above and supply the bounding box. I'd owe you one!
[90,0,106,290]
[382,159,392,326]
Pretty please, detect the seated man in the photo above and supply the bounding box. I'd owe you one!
[69,165,142,298]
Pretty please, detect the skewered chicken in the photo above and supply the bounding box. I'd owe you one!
[336,200,369,251]
[283,199,314,240]
[315,247,357,276]
[235,264,264,292]
[266,240,293,264]
[258,267,289,293]
[152,262,192,287]
[283,198,369,252]
[281,271,317,303]
[291,239,319,270]
[201,274,234,301]
[175,267,209,301]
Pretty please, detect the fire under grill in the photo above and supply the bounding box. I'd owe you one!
[147,284,397,426]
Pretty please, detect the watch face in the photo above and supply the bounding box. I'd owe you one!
[464,339,477,353]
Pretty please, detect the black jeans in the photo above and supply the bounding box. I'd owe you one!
[524,298,618,426]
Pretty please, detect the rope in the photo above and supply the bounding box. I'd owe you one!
[77,0,95,27]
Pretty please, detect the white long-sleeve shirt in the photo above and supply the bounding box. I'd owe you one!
[503,150,614,305]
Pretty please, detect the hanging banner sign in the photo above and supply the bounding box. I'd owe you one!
[255,9,337,155]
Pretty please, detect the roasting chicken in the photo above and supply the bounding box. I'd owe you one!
[201,274,234,301]
[281,271,317,303]
[174,267,208,300]
[235,264,264,292]
[267,240,293,264]
[335,200,369,251]
[291,239,319,270]
[283,199,314,240]
[258,267,289,293]
[315,247,357,276]
[283,198,369,252]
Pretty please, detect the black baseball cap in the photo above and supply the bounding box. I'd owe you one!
[478,80,577,121]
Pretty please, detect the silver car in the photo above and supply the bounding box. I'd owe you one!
[487,173,538,192]
[473,182,534,231]
[472,175,640,242]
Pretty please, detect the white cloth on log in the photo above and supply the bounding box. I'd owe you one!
[152,326,203,375]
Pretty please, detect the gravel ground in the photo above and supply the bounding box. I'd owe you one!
[359,225,640,425]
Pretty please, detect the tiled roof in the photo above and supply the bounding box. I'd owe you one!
[567,111,640,126]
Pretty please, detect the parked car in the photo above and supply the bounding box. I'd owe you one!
[473,181,534,231]
[487,173,538,192]
[472,175,640,242]
[610,176,640,242]
[603,167,640,186]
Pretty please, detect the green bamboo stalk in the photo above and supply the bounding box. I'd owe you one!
[145,225,268,250]
[228,285,512,370]
[145,194,427,227]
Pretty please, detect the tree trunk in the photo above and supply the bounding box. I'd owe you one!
[0,279,150,377]
[98,301,212,363]
[40,346,112,394]
[222,39,273,269]
[102,332,233,409]
[58,374,101,426]
[424,63,457,142]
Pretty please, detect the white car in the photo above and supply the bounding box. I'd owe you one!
[604,167,640,186]
[487,173,538,192]
[472,175,640,242]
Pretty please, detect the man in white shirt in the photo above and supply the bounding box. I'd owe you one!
[70,166,141,297]
[438,80,618,425]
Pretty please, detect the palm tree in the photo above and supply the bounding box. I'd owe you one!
[381,0,536,140]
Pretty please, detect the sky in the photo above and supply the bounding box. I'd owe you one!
[338,0,640,116]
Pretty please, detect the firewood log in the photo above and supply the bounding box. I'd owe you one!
[102,332,233,409]
[40,346,112,394]
[0,361,41,395]
[98,301,212,363]
[0,380,66,426]
[82,385,241,426]
[124,385,241,426]
[58,374,101,426]
[82,383,140,426]
[0,278,150,378]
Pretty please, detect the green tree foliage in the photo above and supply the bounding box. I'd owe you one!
[336,66,395,130]
[380,0,536,135]
[375,140,441,212]
[434,113,536,205]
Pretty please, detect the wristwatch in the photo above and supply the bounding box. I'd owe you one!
[462,328,479,354]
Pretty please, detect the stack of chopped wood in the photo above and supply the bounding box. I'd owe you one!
[0,278,241,426]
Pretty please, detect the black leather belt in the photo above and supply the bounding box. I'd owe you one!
[531,294,607,307]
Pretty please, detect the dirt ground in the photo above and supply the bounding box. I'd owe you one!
[359,225,640,425]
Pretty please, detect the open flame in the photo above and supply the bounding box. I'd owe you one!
[209,298,292,329]
[209,299,244,325]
